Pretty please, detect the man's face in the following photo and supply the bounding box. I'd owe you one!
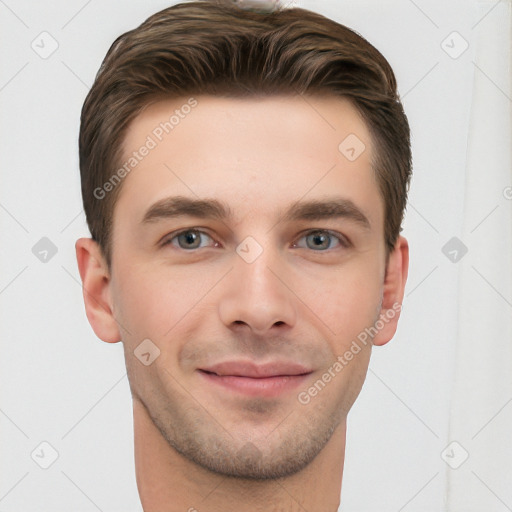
[109,94,388,479]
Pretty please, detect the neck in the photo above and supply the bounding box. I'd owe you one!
[133,399,346,512]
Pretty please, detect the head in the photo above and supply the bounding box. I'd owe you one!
[76,0,411,480]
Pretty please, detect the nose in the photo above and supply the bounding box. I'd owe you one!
[217,240,297,336]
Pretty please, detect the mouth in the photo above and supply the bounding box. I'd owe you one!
[197,361,313,398]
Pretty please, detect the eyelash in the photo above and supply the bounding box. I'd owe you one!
[161,228,351,252]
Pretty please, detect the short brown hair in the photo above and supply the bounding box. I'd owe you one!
[79,0,412,268]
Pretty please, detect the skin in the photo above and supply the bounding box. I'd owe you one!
[76,94,408,512]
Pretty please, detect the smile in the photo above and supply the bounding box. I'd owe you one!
[197,360,313,398]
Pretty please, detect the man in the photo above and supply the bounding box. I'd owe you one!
[75,1,411,510]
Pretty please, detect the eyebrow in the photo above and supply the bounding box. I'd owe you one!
[142,196,234,224]
[141,195,371,230]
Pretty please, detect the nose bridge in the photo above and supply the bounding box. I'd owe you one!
[218,233,297,333]
[237,236,279,293]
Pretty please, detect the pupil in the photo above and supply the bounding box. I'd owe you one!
[311,232,328,249]
[181,231,198,248]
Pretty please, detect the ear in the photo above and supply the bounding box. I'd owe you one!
[372,235,409,346]
[75,237,121,343]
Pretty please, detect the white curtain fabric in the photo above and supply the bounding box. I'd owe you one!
[447,1,512,509]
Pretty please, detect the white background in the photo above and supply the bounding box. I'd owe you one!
[1,0,511,510]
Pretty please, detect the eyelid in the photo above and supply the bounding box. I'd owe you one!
[160,227,217,248]
[292,228,351,249]
[161,227,351,251]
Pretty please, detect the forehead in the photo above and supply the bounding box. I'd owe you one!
[114,94,381,229]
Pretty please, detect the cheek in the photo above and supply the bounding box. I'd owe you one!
[112,263,217,342]
[111,267,162,341]
[293,258,383,340]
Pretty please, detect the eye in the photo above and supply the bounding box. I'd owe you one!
[161,228,350,252]
[292,229,350,251]
[162,229,218,250]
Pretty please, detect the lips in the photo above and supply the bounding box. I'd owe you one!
[199,360,313,378]
[197,360,313,398]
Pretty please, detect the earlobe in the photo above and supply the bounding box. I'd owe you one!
[75,237,122,343]
[372,235,409,347]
